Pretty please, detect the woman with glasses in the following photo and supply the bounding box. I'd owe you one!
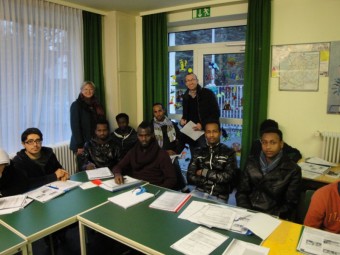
[69,81,105,171]
[12,127,69,192]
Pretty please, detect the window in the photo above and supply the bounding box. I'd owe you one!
[0,0,83,154]
[168,25,246,163]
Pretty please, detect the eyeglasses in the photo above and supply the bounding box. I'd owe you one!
[25,139,42,145]
[260,140,278,146]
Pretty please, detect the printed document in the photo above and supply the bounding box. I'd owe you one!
[149,191,191,212]
[108,189,154,209]
[47,180,82,191]
[305,157,337,167]
[180,121,204,141]
[170,226,228,255]
[27,186,64,203]
[86,167,114,180]
[99,176,141,192]
[297,226,340,255]
[0,194,27,210]
[222,239,269,255]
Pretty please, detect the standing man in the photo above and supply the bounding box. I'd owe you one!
[79,119,120,171]
[180,73,220,153]
[13,128,69,192]
[236,127,302,220]
[113,121,177,189]
[111,113,137,159]
[187,120,237,203]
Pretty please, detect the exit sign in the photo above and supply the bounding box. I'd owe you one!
[192,7,211,19]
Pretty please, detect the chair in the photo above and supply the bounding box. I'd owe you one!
[296,189,315,224]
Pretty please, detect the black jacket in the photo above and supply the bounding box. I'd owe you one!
[111,127,137,159]
[182,85,220,127]
[79,136,120,170]
[236,155,302,220]
[13,147,61,191]
[187,143,237,198]
[0,161,24,197]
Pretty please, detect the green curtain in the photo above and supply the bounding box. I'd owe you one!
[82,11,106,108]
[240,0,271,169]
[142,13,168,121]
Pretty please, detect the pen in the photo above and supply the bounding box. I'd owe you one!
[48,185,59,190]
[154,190,161,197]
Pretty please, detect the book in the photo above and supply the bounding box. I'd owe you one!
[99,176,142,192]
[108,189,154,209]
[85,167,114,180]
[149,191,191,212]
[27,186,65,203]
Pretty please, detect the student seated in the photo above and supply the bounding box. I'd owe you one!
[0,148,23,197]
[249,119,302,162]
[187,120,237,203]
[111,113,137,159]
[13,128,69,191]
[113,121,177,189]
[304,181,340,234]
[236,127,302,220]
[79,119,120,171]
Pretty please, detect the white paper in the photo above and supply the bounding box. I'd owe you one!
[302,170,322,179]
[0,194,27,210]
[245,213,281,240]
[100,176,141,192]
[222,239,269,255]
[149,191,191,212]
[108,189,154,209]
[27,186,64,203]
[170,226,228,255]
[79,181,98,190]
[297,226,340,255]
[178,201,208,221]
[86,167,114,180]
[180,121,204,141]
[47,180,82,191]
[298,162,330,174]
[305,157,337,167]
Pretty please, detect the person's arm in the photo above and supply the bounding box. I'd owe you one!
[70,101,84,152]
[113,151,132,184]
[202,149,237,185]
[173,122,185,154]
[304,191,325,229]
[235,163,253,209]
[277,165,302,219]
[186,149,204,186]
[159,152,177,189]
[79,142,96,170]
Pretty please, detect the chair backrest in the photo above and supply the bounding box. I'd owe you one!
[296,189,315,224]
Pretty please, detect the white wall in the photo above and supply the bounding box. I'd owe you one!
[270,0,340,158]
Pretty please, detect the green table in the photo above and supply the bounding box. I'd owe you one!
[77,184,262,255]
[0,172,115,254]
[0,224,27,255]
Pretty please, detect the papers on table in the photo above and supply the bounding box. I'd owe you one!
[297,226,340,255]
[222,239,270,255]
[170,226,229,255]
[108,189,154,209]
[0,194,27,210]
[149,191,191,212]
[299,162,330,175]
[180,121,204,141]
[27,186,64,203]
[47,180,82,192]
[305,157,337,167]
[179,201,238,231]
[244,213,281,240]
[99,176,142,192]
[85,167,114,180]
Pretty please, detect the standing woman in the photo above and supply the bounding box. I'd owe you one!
[70,81,105,171]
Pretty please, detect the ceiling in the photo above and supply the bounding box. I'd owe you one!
[62,0,206,14]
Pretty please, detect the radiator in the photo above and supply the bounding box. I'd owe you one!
[321,132,340,164]
[51,142,77,175]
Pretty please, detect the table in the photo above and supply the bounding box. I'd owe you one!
[78,184,267,255]
[302,165,340,190]
[0,224,27,255]
[0,172,114,254]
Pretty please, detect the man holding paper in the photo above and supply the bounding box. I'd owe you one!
[180,73,220,154]
[113,121,177,189]
[187,120,237,203]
